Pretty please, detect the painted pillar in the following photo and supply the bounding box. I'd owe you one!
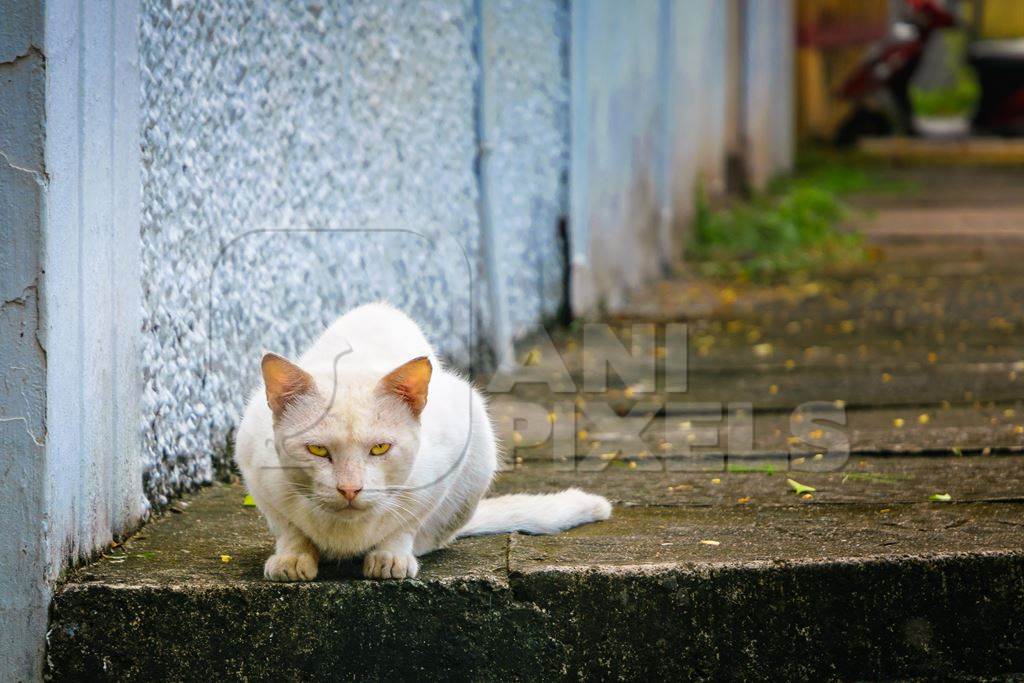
[570,0,664,314]
[0,1,143,678]
[744,0,795,190]
[474,0,514,370]
[0,2,48,676]
[661,0,730,253]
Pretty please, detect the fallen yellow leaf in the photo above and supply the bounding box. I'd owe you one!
[788,478,816,495]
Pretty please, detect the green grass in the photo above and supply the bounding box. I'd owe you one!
[688,154,889,282]
[782,152,906,195]
[726,463,776,474]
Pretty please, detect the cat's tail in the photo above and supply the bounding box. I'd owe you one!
[457,488,612,537]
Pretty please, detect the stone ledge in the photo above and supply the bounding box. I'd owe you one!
[47,466,1024,680]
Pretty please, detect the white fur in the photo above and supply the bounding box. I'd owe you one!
[234,303,611,581]
[458,488,613,536]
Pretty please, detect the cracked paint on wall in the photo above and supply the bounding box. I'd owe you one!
[0,33,48,678]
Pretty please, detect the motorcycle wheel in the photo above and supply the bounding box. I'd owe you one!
[834,106,895,148]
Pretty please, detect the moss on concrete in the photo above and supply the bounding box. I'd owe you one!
[47,477,1024,680]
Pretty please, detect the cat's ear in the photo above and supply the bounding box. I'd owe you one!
[261,352,316,417]
[378,356,432,418]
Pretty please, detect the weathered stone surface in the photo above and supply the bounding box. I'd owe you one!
[509,501,1024,569]
[48,474,1024,680]
[47,483,558,681]
[513,552,1024,680]
[492,400,1024,466]
[51,579,563,681]
[493,456,1024,506]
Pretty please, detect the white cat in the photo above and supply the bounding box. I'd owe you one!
[235,302,611,581]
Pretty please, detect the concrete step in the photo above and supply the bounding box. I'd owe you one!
[491,402,1024,464]
[858,136,1024,166]
[48,458,1024,680]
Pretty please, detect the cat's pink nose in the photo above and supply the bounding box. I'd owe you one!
[337,486,362,502]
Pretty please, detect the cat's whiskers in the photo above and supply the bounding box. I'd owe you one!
[376,496,419,529]
[386,491,431,528]
[277,481,341,517]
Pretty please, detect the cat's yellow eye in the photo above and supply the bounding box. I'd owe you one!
[306,444,329,458]
[369,443,391,456]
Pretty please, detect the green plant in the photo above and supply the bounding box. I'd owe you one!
[689,174,866,282]
[910,30,980,117]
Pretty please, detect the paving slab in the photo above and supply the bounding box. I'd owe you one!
[859,136,1024,165]
[491,456,1024,506]
[48,464,1024,681]
[508,501,1024,570]
[497,364,1024,413]
[67,479,508,588]
[492,402,1024,463]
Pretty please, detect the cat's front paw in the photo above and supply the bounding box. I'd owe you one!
[264,552,318,582]
[363,550,419,580]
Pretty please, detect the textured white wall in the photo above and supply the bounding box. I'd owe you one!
[139,0,572,508]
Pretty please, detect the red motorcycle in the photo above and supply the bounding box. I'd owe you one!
[834,0,956,146]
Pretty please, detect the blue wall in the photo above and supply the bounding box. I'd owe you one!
[745,0,796,189]
[0,6,48,674]
[570,0,794,313]
[1,1,143,678]
[481,0,570,339]
[569,0,665,313]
